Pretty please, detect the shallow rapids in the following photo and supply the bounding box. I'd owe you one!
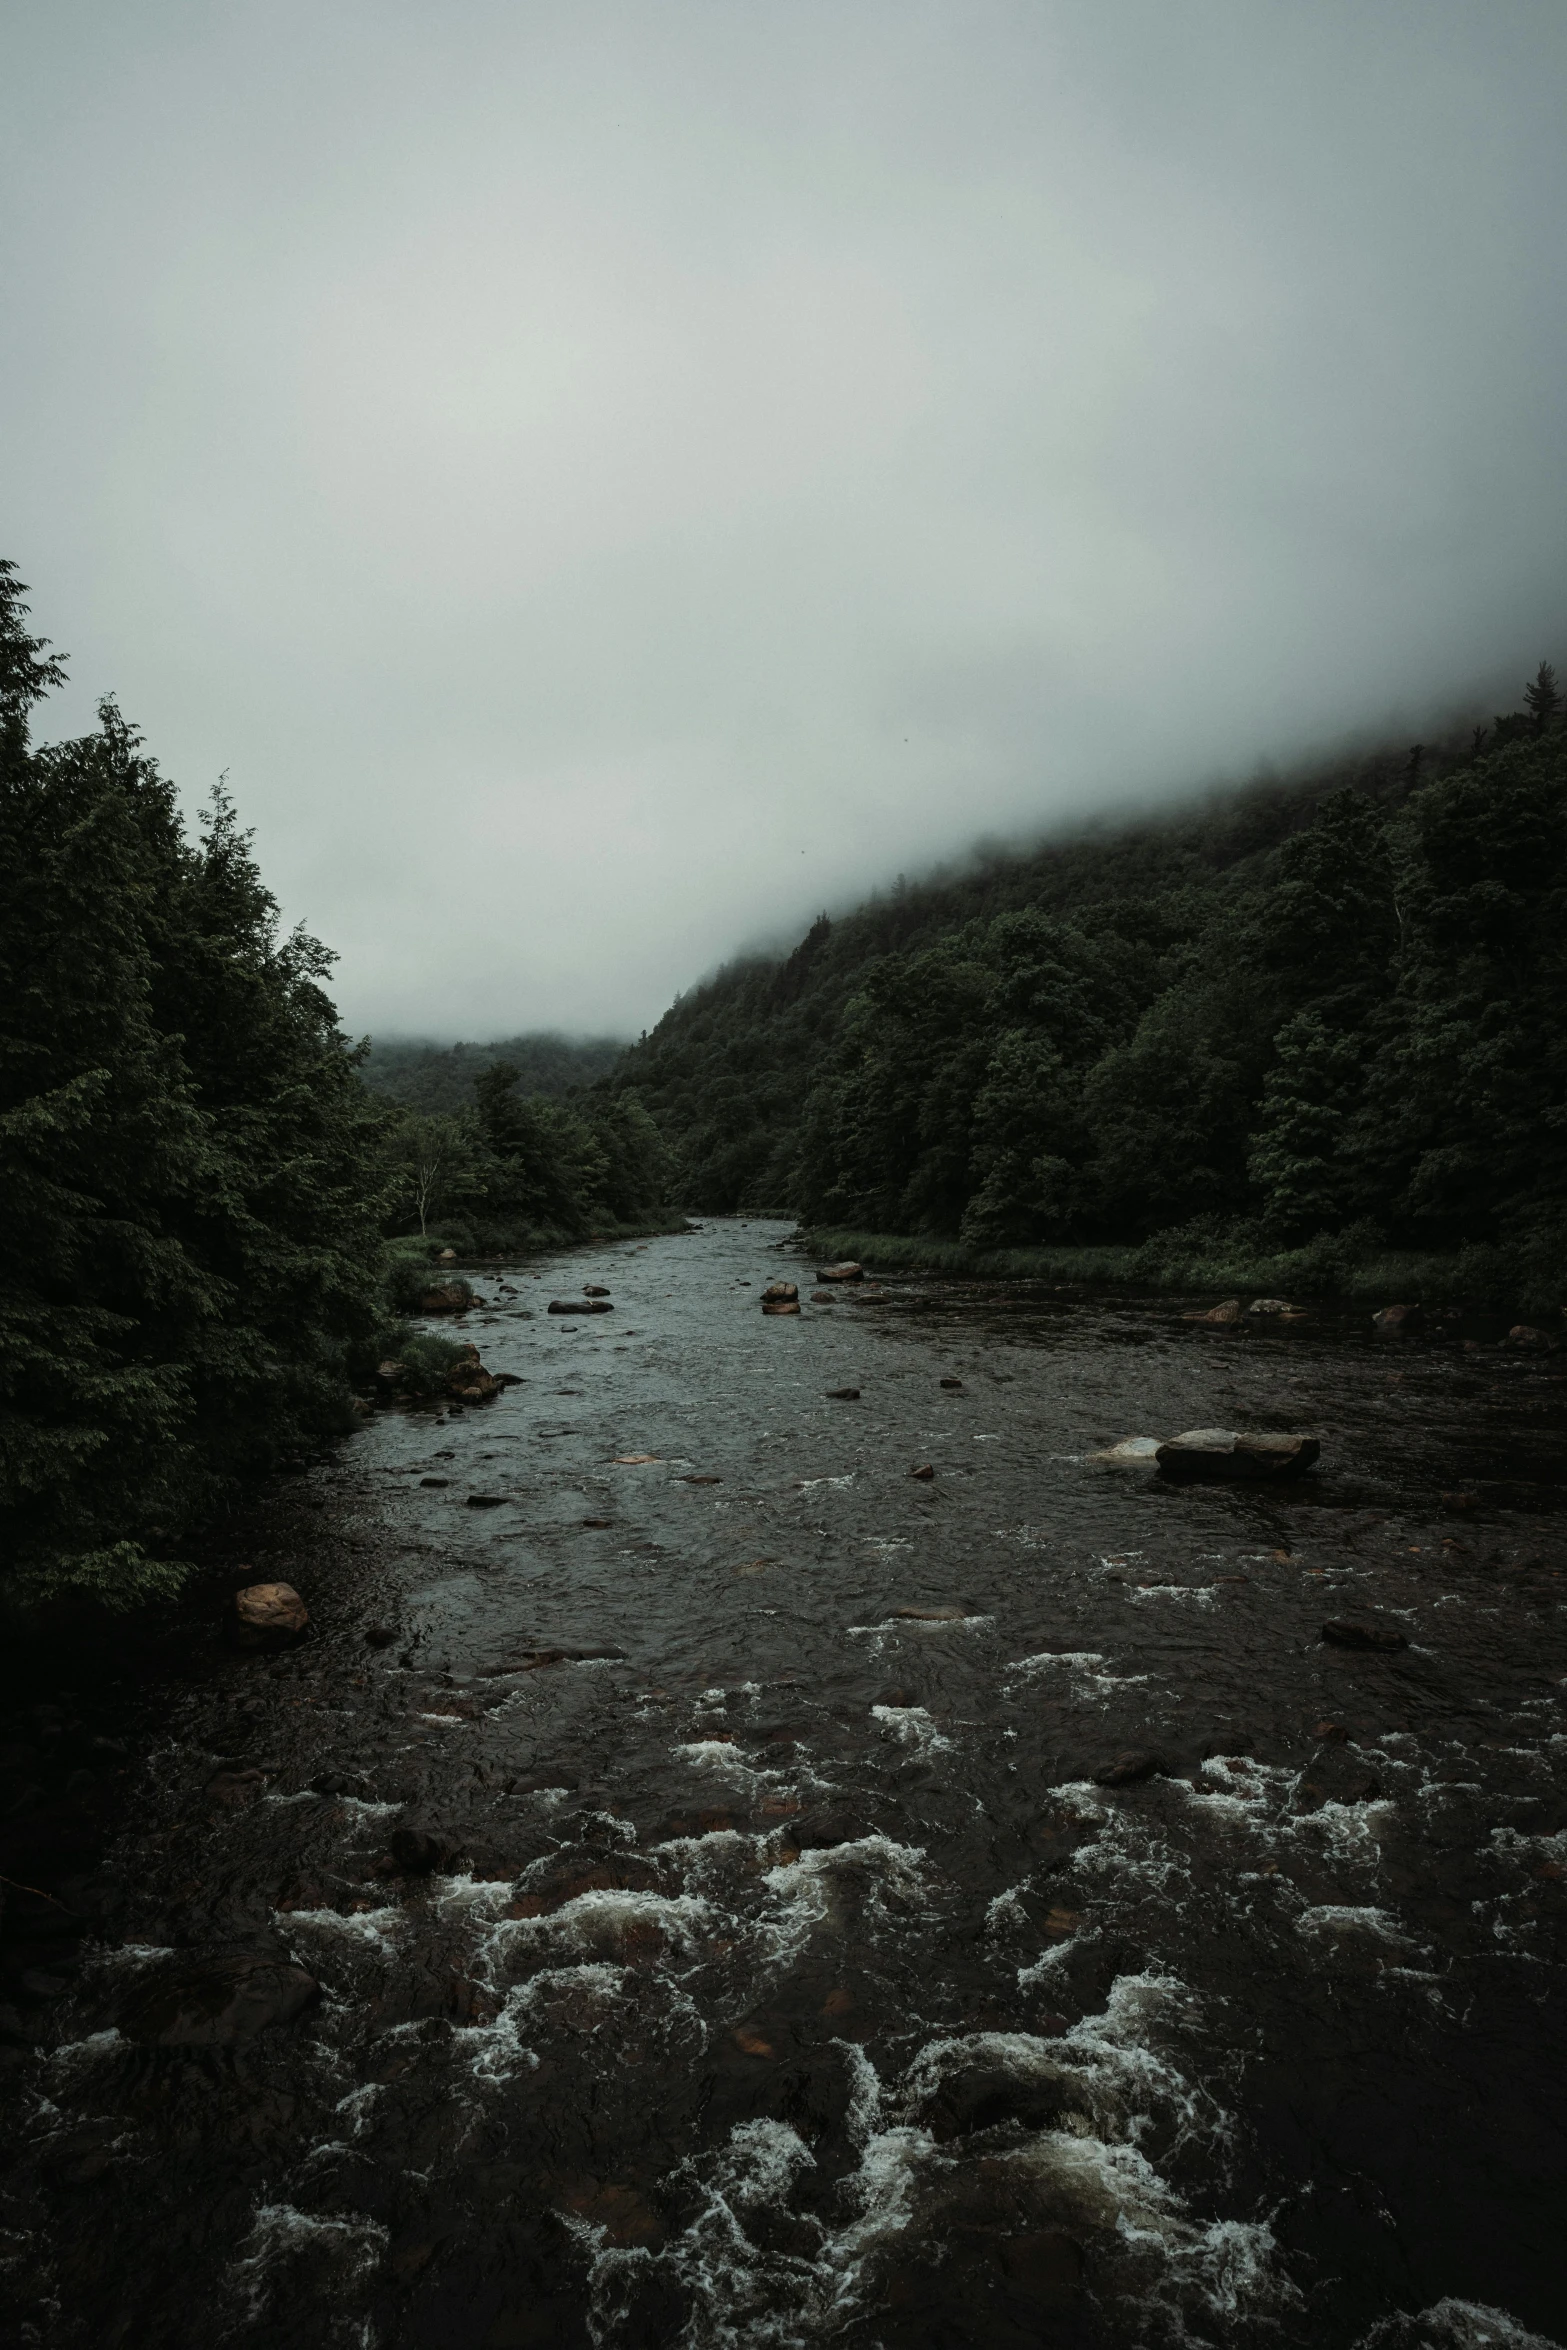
[3,1221,1565,2348]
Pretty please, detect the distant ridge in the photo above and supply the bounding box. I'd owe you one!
[362,1031,625,1115]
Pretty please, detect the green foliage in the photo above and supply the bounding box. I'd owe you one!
[381,1108,488,1237]
[622,664,1565,1307]
[391,1330,473,1398]
[379,1063,674,1253]
[0,564,392,1612]
[361,1031,624,1114]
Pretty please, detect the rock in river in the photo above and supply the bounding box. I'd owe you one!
[118,1947,319,2046]
[816,1262,864,1282]
[229,1581,310,1648]
[1372,1303,1423,1336]
[1095,1750,1163,1787]
[1321,1617,1409,1653]
[549,1298,613,1315]
[391,1825,451,1874]
[1155,1429,1319,1482]
[419,1282,471,1315]
[1184,1299,1243,1325]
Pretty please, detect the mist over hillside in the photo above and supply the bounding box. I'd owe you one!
[604,669,1566,1304]
[361,1032,625,1115]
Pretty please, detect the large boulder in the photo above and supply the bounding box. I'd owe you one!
[761,1281,798,1305]
[548,1298,613,1315]
[1372,1303,1423,1336]
[419,1282,471,1315]
[815,1263,864,1283]
[1155,1429,1319,1482]
[445,1343,500,1401]
[1507,1324,1558,1352]
[1184,1299,1243,1325]
[229,1581,310,1648]
[118,1947,319,2046]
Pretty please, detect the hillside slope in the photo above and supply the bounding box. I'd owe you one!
[609,681,1565,1299]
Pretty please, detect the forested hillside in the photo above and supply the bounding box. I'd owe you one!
[363,1031,624,1114]
[611,677,1566,1300]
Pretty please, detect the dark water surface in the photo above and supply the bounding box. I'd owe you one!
[4,1222,1566,2349]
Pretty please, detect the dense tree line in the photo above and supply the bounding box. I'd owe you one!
[379,1064,672,1252]
[613,672,1565,1295]
[0,563,391,1610]
[362,1030,624,1116]
[0,566,672,1613]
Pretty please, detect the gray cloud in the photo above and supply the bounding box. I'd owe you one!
[5,0,1565,1035]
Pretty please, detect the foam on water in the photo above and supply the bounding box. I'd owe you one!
[1356,2301,1566,2350]
[228,2202,388,2326]
[869,1703,953,1759]
[1294,1904,1409,1944]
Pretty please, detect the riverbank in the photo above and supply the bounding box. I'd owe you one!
[802,1222,1567,1317]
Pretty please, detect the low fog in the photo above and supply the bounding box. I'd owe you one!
[4,0,1566,1038]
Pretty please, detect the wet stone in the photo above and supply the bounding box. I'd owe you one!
[117,1947,320,2047]
[228,1580,309,1648]
[391,1825,451,1874]
[1321,1617,1410,1652]
[1094,1750,1163,1787]
[922,2062,1066,2142]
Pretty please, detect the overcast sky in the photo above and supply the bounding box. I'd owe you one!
[5,1,1566,1040]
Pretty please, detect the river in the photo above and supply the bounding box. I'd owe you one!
[3,1220,1565,2349]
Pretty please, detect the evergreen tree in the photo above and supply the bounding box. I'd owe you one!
[0,566,392,1611]
[1524,659,1561,731]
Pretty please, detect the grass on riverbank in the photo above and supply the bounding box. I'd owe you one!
[801,1223,1566,1316]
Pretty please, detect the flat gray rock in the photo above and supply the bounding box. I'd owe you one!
[1155,1428,1319,1481]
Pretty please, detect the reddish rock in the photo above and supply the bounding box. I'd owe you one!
[1507,1324,1557,1352]
[1184,1298,1243,1325]
[229,1581,309,1649]
[444,1342,500,1401]
[816,1262,864,1282]
[1372,1303,1423,1336]
[419,1282,470,1315]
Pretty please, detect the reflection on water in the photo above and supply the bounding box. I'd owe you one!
[4,1222,1565,2347]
